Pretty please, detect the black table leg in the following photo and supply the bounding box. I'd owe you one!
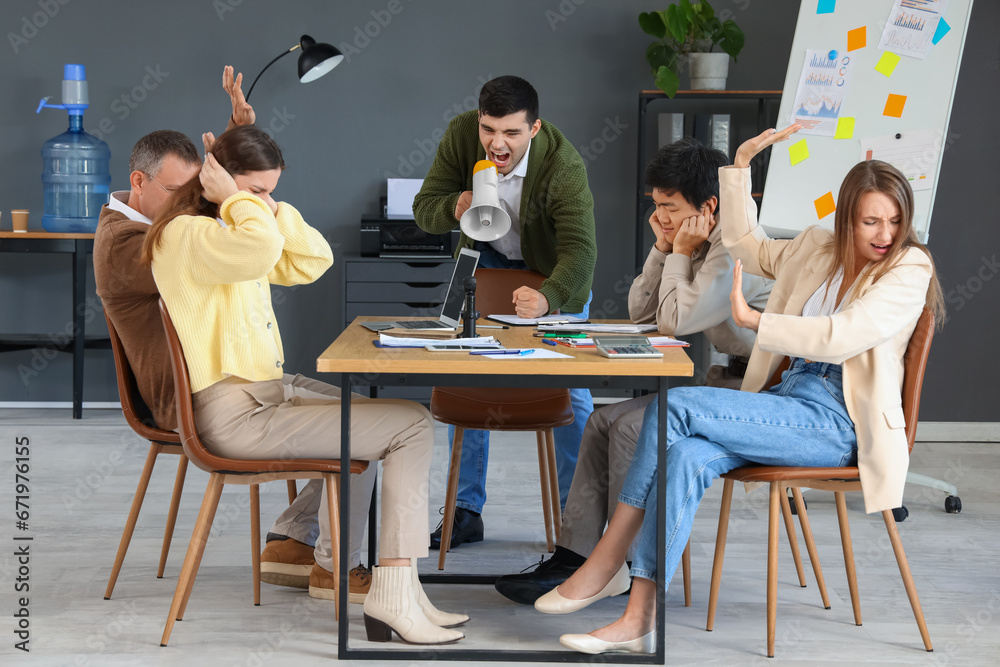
[71,239,87,419]
[338,373,352,659]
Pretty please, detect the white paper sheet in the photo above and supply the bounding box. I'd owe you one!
[791,49,854,137]
[859,129,939,191]
[877,0,951,60]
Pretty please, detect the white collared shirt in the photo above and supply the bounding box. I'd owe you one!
[108,191,152,225]
[489,139,530,260]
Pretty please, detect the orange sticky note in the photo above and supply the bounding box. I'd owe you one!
[875,51,901,77]
[814,192,836,219]
[883,93,907,118]
[847,26,866,51]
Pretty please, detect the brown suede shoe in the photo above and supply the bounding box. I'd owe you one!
[308,563,371,604]
[260,538,314,589]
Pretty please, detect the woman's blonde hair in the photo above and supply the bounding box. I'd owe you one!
[141,126,284,265]
[828,160,944,326]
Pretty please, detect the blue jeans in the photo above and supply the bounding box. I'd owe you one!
[452,243,594,513]
[619,360,858,583]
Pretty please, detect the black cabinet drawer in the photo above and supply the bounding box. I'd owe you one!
[345,302,443,322]
[347,282,449,303]
[347,260,455,283]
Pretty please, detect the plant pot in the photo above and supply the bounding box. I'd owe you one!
[688,53,730,90]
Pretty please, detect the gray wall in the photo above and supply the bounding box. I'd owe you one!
[0,0,996,421]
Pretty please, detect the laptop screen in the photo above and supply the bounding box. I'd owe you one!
[439,248,480,327]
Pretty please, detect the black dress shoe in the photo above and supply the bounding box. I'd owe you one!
[494,547,586,605]
[429,507,484,550]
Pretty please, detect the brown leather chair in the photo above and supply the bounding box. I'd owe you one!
[706,308,935,657]
[102,313,299,601]
[430,268,572,570]
[158,299,368,645]
[103,311,187,599]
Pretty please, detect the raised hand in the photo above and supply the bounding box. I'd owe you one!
[671,212,716,257]
[224,65,256,127]
[733,124,801,169]
[730,260,761,332]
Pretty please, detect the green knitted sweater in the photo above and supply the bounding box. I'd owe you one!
[413,110,597,314]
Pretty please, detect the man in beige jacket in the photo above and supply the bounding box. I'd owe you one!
[496,138,772,604]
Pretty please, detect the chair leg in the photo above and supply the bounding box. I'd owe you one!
[105,443,161,600]
[545,429,561,540]
[251,484,261,607]
[682,539,692,608]
[834,491,862,626]
[535,431,555,552]
[158,454,188,579]
[791,488,830,609]
[706,478,735,631]
[161,473,225,647]
[438,426,464,571]
[286,480,297,504]
[766,482,780,658]
[881,510,933,651]
[779,488,808,587]
[326,473,341,622]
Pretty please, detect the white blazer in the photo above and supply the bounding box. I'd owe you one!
[720,167,932,513]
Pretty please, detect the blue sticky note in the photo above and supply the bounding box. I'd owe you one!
[932,18,951,45]
[817,0,836,14]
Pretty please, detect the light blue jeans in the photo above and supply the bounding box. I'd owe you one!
[452,243,594,513]
[619,359,858,583]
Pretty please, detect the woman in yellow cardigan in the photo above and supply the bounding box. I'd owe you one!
[141,126,465,645]
[533,125,945,655]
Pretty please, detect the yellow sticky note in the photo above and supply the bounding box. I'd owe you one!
[875,51,901,77]
[814,192,836,219]
[789,139,810,166]
[883,93,907,118]
[847,26,866,51]
[834,117,855,139]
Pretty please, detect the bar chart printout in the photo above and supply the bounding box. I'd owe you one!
[877,0,951,59]
[791,49,853,137]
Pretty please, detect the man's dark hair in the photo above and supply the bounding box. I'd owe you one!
[479,75,539,125]
[645,137,728,209]
[129,129,199,176]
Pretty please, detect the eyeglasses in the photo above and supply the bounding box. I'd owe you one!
[144,173,179,194]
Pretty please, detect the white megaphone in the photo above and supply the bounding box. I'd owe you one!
[460,159,512,242]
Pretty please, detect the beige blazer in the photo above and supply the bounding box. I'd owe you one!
[720,167,932,513]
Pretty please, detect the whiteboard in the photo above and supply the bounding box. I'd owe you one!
[760,0,974,242]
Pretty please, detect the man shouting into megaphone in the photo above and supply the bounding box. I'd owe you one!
[413,75,597,551]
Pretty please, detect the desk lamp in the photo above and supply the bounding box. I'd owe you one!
[245,34,344,102]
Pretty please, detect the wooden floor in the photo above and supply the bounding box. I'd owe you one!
[1,408,997,666]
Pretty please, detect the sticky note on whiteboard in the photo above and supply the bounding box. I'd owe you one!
[875,52,901,77]
[883,94,907,118]
[814,192,836,219]
[847,26,866,51]
[789,139,810,165]
[834,117,855,139]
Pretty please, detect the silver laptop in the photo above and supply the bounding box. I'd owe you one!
[361,248,481,331]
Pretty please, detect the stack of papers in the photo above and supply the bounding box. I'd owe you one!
[377,334,497,348]
[548,336,688,348]
[537,323,659,334]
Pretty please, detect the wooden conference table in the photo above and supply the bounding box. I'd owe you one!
[317,318,693,663]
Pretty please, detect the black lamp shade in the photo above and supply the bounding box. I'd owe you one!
[298,35,343,83]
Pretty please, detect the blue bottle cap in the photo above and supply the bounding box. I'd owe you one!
[64,64,86,81]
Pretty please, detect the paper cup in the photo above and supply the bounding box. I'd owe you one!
[11,209,28,233]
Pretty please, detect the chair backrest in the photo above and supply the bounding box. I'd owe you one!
[104,311,179,444]
[765,306,934,453]
[472,268,549,315]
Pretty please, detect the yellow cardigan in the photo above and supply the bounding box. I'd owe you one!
[720,167,931,513]
[151,192,333,393]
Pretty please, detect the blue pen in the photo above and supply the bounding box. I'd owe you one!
[542,339,557,346]
[470,348,534,356]
[519,349,534,356]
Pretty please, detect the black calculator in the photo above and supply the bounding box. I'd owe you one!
[593,336,663,359]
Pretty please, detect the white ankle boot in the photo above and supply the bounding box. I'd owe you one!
[411,558,469,628]
[363,565,465,645]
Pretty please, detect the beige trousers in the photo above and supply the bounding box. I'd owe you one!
[192,373,434,568]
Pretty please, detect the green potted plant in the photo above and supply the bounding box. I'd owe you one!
[639,0,745,97]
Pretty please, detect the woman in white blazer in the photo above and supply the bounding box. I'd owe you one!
[533,126,945,656]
